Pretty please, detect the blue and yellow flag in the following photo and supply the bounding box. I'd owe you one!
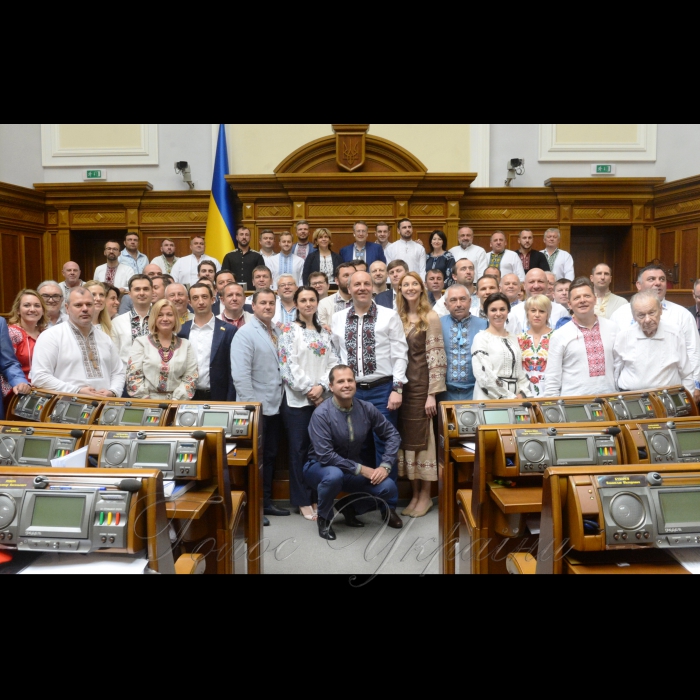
[205,124,236,263]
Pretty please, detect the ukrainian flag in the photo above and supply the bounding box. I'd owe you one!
[205,124,237,262]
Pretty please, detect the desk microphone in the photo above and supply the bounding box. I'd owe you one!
[117,478,142,493]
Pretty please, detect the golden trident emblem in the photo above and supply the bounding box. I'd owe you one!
[343,139,360,167]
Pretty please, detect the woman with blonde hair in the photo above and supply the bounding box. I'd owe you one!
[395,271,446,518]
[126,298,198,400]
[83,280,113,335]
[302,228,342,286]
[517,294,553,397]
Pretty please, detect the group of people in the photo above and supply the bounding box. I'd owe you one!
[1,221,698,542]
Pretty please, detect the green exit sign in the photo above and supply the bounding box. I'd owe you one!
[83,169,107,181]
[591,164,616,175]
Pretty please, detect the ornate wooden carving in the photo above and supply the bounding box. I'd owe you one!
[333,124,368,172]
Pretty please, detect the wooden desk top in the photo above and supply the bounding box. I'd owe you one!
[489,484,543,514]
[563,548,690,574]
[227,448,253,467]
[166,484,218,520]
[449,447,475,463]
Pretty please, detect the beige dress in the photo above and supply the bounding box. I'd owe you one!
[397,311,446,481]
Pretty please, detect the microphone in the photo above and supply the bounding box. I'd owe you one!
[192,431,207,441]
[91,401,100,407]
[70,429,84,439]
[605,427,621,436]
[593,397,605,404]
[521,402,533,409]
[158,403,169,410]
[117,478,142,493]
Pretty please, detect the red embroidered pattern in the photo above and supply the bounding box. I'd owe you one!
[573,319,605,377]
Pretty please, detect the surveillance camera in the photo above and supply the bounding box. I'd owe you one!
[508,158,524,169]
[174,161,195,189]
[175,161,189,171]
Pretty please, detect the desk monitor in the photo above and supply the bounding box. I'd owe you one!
[12,391,55,423]
[99,402,166,427]
[175,404,253,439]
[50,397,98,425]
[642,423,700,464]
[608,394,656,421]
[98,432,201,479]
[0,427,81,467]
[655,388,693,418]
[538,400,607,424]
[452,403,532,437]
[515,427,619,474]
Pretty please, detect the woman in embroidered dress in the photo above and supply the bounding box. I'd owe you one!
[126,299,197,400]
[279,286,339,521]
[395,272,446,518]
[472,292,531,401]
[517,294,553,397]
[84,280,113,335]
[426,230,456,289]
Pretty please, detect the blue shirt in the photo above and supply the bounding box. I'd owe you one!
[441,314,487,390]
[119,250,149,274]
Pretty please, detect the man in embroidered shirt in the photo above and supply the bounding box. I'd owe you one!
[269,232,304,289]
[449,226,488,280]
[94,240,133,294]
[544,277,619,397]
[433,258,481,319]
[218,283,253,328]
[613,291,695,396]
[611,264,700,398]
[507,268,570,334]
[317,262,357,328]
[375,222,392,251]
[273,275,298,327]
[59,262,83,302]
[438,284,488,401]
[331,271,408,503]
[119,233,149,274]
[150,238,179,275]
[291,220,315,260]
[166,283,194,326]
[31,287,124,397]
[516,229,550,274]
[304,365,402,540]
[222,226,264,289]
[171,236,221,288]
[541,228,575,281]
[38,281,68,327]
[384,218,426,278]
[488,231,525,282]
[110,274,152,380]
[590,263,628,319]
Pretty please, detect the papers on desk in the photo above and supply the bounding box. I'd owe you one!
[226,443,237,455]
[50,445,88,468]
[19,552,150,574]
[163,480,196,500]
[460,442,476,453]
[669,547,700,574]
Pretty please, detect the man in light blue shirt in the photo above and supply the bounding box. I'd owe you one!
[119,233,149,274]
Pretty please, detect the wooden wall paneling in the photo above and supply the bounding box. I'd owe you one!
[680,226,699,289]
[22,235,44,292]
[612,225,633,294]
[658,229,677,276]
[1,233,20,312]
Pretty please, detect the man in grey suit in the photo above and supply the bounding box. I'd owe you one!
[230,288,288,524]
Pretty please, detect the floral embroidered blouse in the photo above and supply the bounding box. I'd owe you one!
[517,330,553,397]
[126,335,198,400]
[278,323,339,408]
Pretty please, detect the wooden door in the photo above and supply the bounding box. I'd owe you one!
[570,226,630,292]
[70,230,127,283]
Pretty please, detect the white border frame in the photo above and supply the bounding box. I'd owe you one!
[41,124,159,166]
[538,124,657,162]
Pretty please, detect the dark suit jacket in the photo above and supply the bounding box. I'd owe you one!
[339,242,386,266]
[302,250,342,286]
[374,289,395,310]
[519,249,550,274]
[686,305,700,332]
[178,319,237,401]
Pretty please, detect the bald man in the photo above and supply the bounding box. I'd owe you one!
[59,261,83,302]
[506,268,569,334]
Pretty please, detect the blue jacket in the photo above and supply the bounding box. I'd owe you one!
[178,318,237,401]
[374,289,394,310]
[0,318,28,419]
[339,242,386,266]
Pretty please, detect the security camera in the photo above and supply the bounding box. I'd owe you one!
[505,158,525,187]
[174,161,195,190]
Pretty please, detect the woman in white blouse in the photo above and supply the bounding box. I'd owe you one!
[126,299,198,400]
[279,286,339,521]
[471,292,531,400]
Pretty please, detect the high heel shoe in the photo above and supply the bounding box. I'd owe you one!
[411,502,433,518]
[300,506,317,521]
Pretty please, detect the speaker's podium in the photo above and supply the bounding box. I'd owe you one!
[507,463,700,574]
[0,467,204,574]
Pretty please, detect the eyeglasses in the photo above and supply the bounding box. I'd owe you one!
[41,294,63,301]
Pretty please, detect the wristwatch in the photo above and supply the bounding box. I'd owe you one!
[392,382,403,395]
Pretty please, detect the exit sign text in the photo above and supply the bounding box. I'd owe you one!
[83,169,107,181]
[591,164,616,175]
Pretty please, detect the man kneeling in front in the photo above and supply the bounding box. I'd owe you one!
[304,365,402,540]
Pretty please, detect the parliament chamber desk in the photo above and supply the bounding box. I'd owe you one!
[0,467,207,574]
[506,463,700,575]
[4,391,265,574]
[0,420,249,574]
[438,386,697,575]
